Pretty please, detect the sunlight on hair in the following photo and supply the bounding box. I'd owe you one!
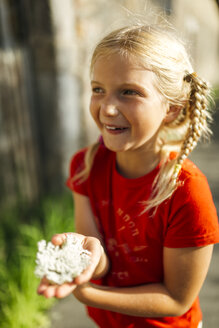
[76,23,213,213]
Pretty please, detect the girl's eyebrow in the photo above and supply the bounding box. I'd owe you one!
[91,80,150,93]
[121,83,151,94]
[91,80,103,85]
[122,82,148,89]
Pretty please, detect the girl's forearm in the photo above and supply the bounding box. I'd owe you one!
[73,282,187,318]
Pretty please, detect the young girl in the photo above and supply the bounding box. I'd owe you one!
[38,24,219,328]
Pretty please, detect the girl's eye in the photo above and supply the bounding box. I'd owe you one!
[122,89,139,96]
[92,87,104,94]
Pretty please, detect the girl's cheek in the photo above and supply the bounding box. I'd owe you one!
[89,101,96,116]
[90,106,101,128]
[89,106,97,121]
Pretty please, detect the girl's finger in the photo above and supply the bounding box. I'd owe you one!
[37,283,47,294]
[74,254,99,285]
[55,282,77,298]
[37,277,51,294]
[51,233,67,245]
[43,284,57,298]
[51,232,84,246]
[74,267,93,285]
[74,239,102,285]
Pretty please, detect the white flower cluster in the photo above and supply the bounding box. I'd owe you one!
[35,235,91,285]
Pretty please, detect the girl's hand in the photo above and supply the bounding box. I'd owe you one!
[37,232,104,298]
[37,276,76,299]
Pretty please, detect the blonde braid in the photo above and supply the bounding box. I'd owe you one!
[172,72,210,182]
[143,72,211,214]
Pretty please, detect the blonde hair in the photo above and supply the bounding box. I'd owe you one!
[77,24,212,212]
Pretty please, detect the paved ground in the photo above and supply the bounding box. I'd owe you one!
[49,141,219,328]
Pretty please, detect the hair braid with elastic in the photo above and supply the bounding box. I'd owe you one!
[142,72,212,214]
[172,73,211,182]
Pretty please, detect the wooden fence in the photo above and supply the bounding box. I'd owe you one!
[0,49,41,205]
[0,0,65,207]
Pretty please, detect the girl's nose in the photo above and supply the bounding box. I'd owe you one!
[100,103,119,117]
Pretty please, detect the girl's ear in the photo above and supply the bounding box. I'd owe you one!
[164,105,182,123]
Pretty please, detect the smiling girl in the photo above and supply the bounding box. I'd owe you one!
[38,25,219,328]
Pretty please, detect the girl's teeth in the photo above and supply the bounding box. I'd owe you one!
[106,125,126,130]
[107,126,117,130]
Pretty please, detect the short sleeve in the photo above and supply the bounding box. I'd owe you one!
[66,148,89,196]
[164,175,219,248]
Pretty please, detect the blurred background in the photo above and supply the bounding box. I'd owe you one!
[0,0,218,327]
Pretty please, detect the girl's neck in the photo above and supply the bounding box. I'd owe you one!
[116,146,161,179]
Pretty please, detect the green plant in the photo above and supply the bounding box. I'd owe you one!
[0,192,74,328]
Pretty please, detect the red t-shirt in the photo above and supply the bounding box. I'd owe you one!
[66,145,219,328]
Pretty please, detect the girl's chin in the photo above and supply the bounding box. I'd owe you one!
[103,141,131,153]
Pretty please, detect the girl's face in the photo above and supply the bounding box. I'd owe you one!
[90,53,169,153]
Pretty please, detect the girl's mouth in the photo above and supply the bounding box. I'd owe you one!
[105,125,129,134]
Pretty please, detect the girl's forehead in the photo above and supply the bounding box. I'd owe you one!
[91,54,153,82]
[91,51,151,73]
